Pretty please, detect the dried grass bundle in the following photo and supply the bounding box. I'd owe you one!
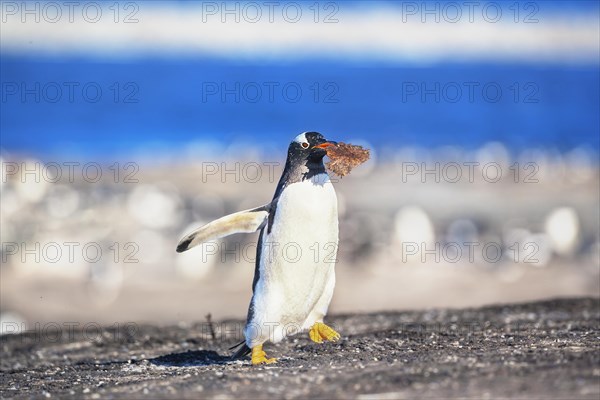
[325,142,370,177]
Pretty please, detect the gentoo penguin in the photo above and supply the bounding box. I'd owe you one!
[176,132,340,365]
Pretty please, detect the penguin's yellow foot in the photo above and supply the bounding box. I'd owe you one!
[251,344,277,365]
[309,322,341,343]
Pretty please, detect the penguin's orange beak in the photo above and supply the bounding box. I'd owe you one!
[314,141,337,150]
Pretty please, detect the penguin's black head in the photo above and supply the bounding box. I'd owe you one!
[276,132,338,187]
[287,132,337,165]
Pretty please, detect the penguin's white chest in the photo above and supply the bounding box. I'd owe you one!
[271,174,338,246]
[258,173,338,325]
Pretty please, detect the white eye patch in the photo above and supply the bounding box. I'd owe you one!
[293,132,308,144]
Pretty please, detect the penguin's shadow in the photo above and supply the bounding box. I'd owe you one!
[149,350,231,367]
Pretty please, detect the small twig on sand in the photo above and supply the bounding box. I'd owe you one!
[206,313,216,340]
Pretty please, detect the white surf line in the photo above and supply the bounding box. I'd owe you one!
[1,3,598,64]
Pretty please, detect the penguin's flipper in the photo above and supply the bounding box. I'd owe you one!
[176,204,270,253]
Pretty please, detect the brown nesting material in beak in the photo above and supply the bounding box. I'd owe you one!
[324,142,370,177]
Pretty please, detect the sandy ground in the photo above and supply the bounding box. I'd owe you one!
[1,297,599,399]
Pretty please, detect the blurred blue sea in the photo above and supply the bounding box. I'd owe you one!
[1,0,599,158]
[1,56,599,157]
